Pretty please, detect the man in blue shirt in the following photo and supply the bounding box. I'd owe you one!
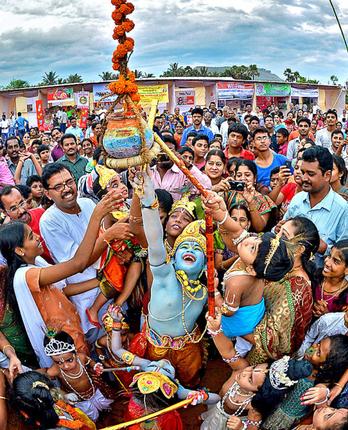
[15,112,29,141]
[253,127,289,187]
[283,146,348,267]
[180,108,214,146]
[66,117,84,141]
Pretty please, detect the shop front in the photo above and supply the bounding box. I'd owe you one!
[290,86,319,110]
[216,82,254,110]
[255,83,291,111]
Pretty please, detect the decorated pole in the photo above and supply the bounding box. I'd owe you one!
[154,135,216,317]
[104,1,215,317]
[101,398,193,430]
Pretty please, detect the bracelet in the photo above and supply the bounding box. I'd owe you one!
[314,388,330,405]
[222,352,240,364]
[121,351,135,365]
[129,215,143,225]
[248,206,258,213]
[246,419,262,428]
[221,302,239,314]
[214,290,221,297]
[207,327,223,337]
[232,230,249,246]
[2,344,14,355]
[335,382,344,389]
[217,211,228,227]
[0,396,7,401]
[141,197,159,210]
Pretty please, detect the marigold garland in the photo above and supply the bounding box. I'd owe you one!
[109,0,140,103]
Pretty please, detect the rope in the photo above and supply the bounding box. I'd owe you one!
[329,0,348,54]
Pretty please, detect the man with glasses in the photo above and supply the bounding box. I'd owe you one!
[253,127,289,187]
[40,163,132,335]
[0,185,52,261]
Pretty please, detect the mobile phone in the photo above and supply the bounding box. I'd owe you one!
[285,160,292,169]
[228,180,245,192]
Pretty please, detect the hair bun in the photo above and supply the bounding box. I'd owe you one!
[287,359,313,380]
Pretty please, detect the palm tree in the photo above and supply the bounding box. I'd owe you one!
[99,71,118,81]
[161,63,185,77]
[198,67,209,76]
[57,78,66,84]
[284,68,295,82]
[5,79,30,89]
[134,69,143,78]
[249,64,259,80]
[65,74,83,83]
[330,75,338,85]
[142,73,155,78]
[41,71,59,85]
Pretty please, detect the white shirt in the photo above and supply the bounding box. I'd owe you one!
[220,121,230,148]
[39,198,99,332]
[203,121,219,135]
[315,127,332,149]
[0,119,10,132]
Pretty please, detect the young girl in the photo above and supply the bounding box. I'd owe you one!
[201,310,313,430]
[0,190,118,367]
[43,330,114,422]
[313,240,348,317]
[12,371,96,430]
[203,190,294,339]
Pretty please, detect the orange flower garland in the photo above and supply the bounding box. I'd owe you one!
[109,0,140,103]
[56,400,95,430]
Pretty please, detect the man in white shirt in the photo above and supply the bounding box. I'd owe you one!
[0,114,10,141]
[40,163,132,335]
[315,109,338,149]
[203,111,219,135]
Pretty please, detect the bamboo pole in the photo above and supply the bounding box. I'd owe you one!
[100,398,193,429]
[154,134,215,317]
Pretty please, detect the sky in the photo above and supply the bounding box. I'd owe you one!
[1,0,348,86]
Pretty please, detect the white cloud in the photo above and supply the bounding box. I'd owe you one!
[0,0,347,86]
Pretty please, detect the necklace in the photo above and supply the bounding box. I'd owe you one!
[321,279,348,302]
[176,270,207,299]
[223,381,254,417]
[60,358,96,401]
[60,360,84,380]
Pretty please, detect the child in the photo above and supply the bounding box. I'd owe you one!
[86,165,146,328]
[43,330,113,421]
[108,305,220,429]
[12,370,96,430]
[26,174,44,207]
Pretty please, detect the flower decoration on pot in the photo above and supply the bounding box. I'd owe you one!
[100,0,159,170]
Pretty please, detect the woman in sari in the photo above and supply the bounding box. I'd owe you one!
[224,159,276,232]
[245,217,319,365]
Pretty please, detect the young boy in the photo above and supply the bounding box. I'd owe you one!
[37,144,51,167]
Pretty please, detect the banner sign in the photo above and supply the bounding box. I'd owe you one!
[79,108,89,129]
[47,88,74,103]
[217,82,254,100]
[36,100,44,131]
[75,91,90,108]
[93,83,117,103]
[175,89,195,106]
[256,83,291,97]
[291,87,319,98]
[138,84,169,104]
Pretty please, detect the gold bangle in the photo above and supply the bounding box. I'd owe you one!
[2,344,14,355]
[335,382,344,389]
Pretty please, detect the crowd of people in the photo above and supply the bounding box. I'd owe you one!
[0,101,347,430]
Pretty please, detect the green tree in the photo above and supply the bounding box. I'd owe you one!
[134,69,143,78]
[99,71,118,80]
[160,63,185,77]
[5,79,30,89]
[249,64,259,80]
[65,74,83,83]
[41,71,59,85]
[284,68,296,82]
[142,72,155,78]
[330,75,338,85]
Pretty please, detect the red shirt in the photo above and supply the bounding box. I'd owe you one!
[224,148,255,160]
[28,208,53,263]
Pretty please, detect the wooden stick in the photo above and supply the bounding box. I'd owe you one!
[102,366,141,373]
[154,133,215,317]
[100,398,193,429]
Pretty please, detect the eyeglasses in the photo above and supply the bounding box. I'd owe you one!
[6,200,27,213]
[48,178,75,192]
[255,136,269,142]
